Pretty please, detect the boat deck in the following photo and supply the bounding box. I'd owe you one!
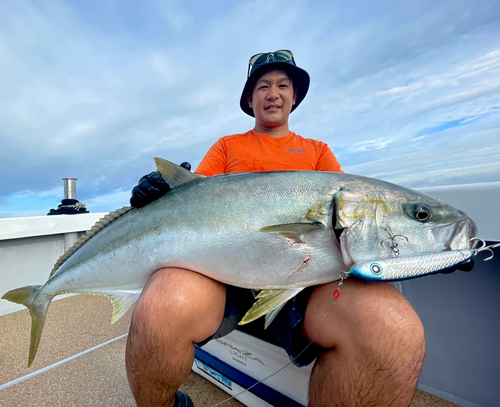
[0,294,459,406]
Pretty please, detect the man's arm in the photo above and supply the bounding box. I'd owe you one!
[194,138,227,177]
[316,143,343,173]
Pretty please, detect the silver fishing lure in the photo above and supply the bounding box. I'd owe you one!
[349,249,475,281]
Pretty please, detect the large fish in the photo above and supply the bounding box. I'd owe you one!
[2,158,477,366]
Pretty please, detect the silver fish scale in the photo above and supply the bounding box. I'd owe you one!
[44,171,347,293]
[3,165,479,369]
[380,250,472,280]
[42,170,475,293]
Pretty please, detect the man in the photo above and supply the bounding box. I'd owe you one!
[127,50,425,407]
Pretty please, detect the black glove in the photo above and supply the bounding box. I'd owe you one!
[130,162,191,208]
[439,258,474,274]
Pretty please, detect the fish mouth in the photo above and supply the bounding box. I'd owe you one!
[431,217,478,271]
[432,217,478,251]
[337,216,478,270]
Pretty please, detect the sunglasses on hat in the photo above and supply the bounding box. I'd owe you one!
[247,49,296,78]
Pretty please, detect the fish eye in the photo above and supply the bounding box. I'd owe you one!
[415,208,430,221]
[370,263,382,274]
[403,202,432,222]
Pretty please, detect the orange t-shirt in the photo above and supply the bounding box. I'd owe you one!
[195,130,342,176]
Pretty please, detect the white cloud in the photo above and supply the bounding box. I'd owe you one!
[149,53,180,87]
[84,188,131,212]
[417,80,500,112]
[349,139,395,153]
[156,0,194,31]
[12,186,61,199]
[373,50,500,104]
[344,127,500,187]
[0,0,500,217]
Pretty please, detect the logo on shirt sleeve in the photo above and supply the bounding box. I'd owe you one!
[284,148,307,155]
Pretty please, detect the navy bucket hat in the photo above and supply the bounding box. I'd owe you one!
[240,50,310,117]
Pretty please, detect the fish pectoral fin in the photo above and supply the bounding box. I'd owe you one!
[264,303,287,329]
[238,288,304,326]
[259,223,324,242]
[154,157,200,188]
[255,289,274,299]
[103,291,141,324]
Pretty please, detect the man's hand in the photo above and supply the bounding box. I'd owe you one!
[439,258,474,274]
[130,162,191,208]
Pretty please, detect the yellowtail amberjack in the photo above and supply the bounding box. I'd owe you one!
[2,158,477,366]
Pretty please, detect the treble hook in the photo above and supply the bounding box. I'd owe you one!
[470,237,500,261]
[380,226,409,257]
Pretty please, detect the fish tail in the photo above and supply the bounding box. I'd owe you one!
[2,285,54,367]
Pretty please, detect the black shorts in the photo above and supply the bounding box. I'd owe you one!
[196,285,324,367]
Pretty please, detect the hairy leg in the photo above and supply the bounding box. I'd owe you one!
[304,280,425,407]
[126,268,226,407]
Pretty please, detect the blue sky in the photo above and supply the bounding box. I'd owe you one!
[1,0,499,217]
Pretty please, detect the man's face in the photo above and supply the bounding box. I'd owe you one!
[246,69,298,128]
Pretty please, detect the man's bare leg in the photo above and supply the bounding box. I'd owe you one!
[126,268,226,407]
[304,280,425,407]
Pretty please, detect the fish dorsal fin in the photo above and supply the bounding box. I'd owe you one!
[154,157,200,188]
[49,206,133,277]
